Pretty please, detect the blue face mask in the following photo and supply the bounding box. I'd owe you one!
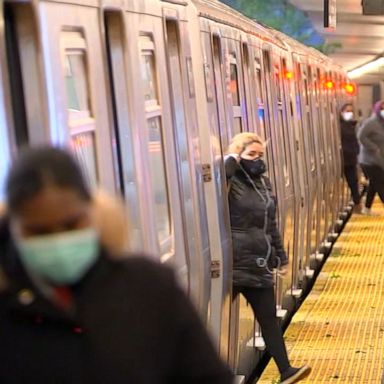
[16,228,99,285]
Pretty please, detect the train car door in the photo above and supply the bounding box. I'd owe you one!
[291,57,311,289]
[311,65,328,248]
[274,55,297,305]
[306,65,323,254]
[103,9,143,250]
[206,29,232,361]
[7,0,116,195]
[162,10,211,315]
[299,63,319,271]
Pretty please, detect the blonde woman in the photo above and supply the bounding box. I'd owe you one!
[225,132,310,384]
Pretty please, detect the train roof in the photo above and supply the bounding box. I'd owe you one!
[191,0,282,46]
[191,0,345,70]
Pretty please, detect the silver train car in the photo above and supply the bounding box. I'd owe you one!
[0,0,351,381]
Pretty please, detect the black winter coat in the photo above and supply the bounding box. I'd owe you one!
[340,119,359,166]
[0,219,233,384]
[226,157,288,288]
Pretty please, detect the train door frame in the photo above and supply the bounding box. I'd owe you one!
[300,62,320,274]
[225,30,248,136]
[131,6,193,291]
[207,25,233,364]
[312,64,328,248]
[102,7,144,251]
[321,62,335,246]
[291,55,312,289]
[260,46,279,195]
[240,38,255,133]
[283,49,306,298]
[274,51,298,306]
[3,1,48,145]
[329,70,343,227]
[306,63,323,256]
[162,7,211,315]
[187,16,233,361]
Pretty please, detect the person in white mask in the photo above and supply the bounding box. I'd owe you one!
[0,146,233,384]
[358,100,384,214]
[339,103,361,213]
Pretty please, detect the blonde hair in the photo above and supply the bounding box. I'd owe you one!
[227,132,264,155]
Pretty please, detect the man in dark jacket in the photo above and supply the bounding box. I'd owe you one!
[339,103,361,213]
[0,146,233,384]
[358,100,384,214]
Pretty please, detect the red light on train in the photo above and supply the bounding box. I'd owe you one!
[343,83,356,95]
[285,71,294,80]
[324,80,335,89]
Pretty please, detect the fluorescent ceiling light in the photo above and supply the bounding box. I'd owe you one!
[348,57,384,79]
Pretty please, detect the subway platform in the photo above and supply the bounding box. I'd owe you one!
[257,199,384,383]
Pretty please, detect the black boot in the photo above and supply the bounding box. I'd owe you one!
[280,365,311,383]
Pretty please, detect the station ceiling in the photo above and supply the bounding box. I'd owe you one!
[289,0,384,84]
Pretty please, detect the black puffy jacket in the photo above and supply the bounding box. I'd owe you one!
[225,157,288,288]
[0,218,233,384]
[340,119,359,166]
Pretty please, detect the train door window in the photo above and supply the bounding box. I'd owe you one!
[302,65,315,172]
[140,36,172,252]
[254,58,263,104]
[274,63,282,102]
[229,54,242,134]
[61,32,98,189]
[242,43,252,132]
[262,49,276,179]
[314,68,325,165]
[254,58,265,135]
[280,58,291,187]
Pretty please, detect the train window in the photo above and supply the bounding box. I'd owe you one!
[229,53,243,135]
[61,32,98,189]
[229,56,240,107]
[278,109,290,187]
[274,64,282,102]
[65,53,90,112]
[254,58,263,104]
[147,117,171,244]
[140,36,172,251]
[141,52,159,104]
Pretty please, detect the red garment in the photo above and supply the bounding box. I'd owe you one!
[53,286,73,310]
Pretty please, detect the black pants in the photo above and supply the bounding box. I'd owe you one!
[360,164,384,208]
[344,164,360,205]
[234,286,290,373]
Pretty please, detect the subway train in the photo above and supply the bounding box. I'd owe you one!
[0,0,354,381]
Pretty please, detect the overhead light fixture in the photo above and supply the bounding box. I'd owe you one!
[348,57,384,79]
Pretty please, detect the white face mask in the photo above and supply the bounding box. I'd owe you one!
[380,110,384,119]
[342,111,354,121]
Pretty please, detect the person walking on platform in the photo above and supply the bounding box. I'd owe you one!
[358,100,384,215]
[0,146,233,384]
[339,103,361,213]
[225,132,311,384]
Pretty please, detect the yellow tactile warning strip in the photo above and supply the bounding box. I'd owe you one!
[257,201,384,383]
